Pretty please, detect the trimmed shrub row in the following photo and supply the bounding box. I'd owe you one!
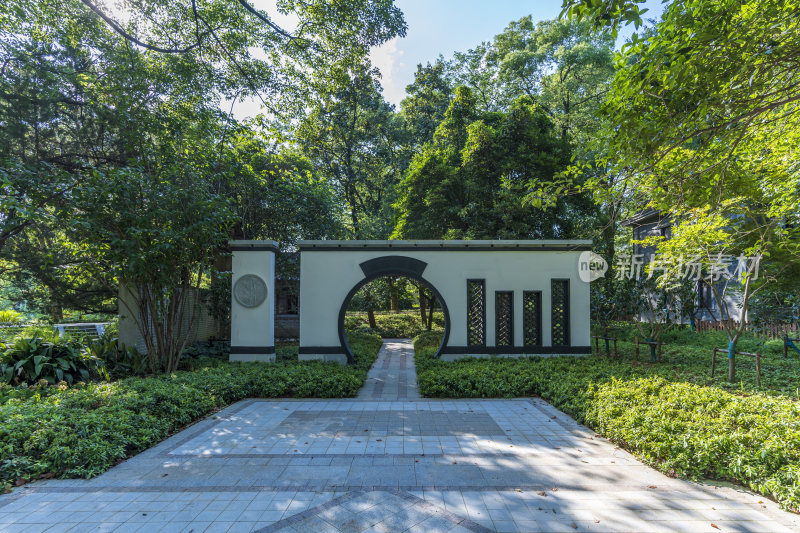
[0,330,382,490]
[413,334,800,511]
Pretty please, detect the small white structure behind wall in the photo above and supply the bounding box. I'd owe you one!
[229,240,276,362]
[298,240,592,364]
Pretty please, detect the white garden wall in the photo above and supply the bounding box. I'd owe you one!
[297,240,592,364]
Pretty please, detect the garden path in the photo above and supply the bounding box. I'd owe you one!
[1,340,798,532]
[358,338,420,400]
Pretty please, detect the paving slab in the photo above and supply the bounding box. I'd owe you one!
[1,339,798,532]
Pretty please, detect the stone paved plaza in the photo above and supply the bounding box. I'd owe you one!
[1,340,798,532]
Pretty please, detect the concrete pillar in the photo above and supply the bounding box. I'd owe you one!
[230,240,277,362]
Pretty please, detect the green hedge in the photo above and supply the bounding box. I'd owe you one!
[414,334,800,511]
[0,330,382,489]
[344,311,444,338]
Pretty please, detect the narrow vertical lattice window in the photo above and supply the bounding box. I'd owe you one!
[551,279,570,346]
[467,279,486,346]
[495,291,513,347]
[522,291,542,347]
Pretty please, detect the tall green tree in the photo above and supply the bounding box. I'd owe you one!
[489,17,615,146]
[400,61,452,148]
[296,64,408,238]
[393,86,587,240]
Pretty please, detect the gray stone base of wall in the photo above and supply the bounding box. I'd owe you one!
[299,353,348,365]
[275,314,300,339]
[229,353,276,363]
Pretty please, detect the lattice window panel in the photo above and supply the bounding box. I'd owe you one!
[495,291,513,347]
[522,291,542,347]
[551,279,570,346]
[467,279,486,346]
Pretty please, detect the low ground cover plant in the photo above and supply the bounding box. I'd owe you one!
[414,330,800,511]
[0,330,382,490]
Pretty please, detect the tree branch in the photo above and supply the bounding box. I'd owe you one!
[79,0,205,53]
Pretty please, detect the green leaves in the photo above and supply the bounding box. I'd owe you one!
[0,335,100,386]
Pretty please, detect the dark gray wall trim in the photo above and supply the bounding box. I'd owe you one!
[301,244,591,252]
[440,346,591,355]
[298,346,345,354]
[359,256,428,278]
[230,346,276,354]
[230,243,279,252]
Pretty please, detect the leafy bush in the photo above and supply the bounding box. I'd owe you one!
[413,332,800,511]
[0,329,383,488]
[0,310,24,324]
[344,310,444,338]
[1,336,102,385]
[181,340,230,361]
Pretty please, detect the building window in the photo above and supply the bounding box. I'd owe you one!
[495,291,513,347]
[467,279,486,346]
[551,279,570,346]
[522,291,542,347]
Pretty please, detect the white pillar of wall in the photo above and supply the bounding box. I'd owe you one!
[230,240,276,362]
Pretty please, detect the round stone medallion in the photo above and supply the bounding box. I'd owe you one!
[233,274,268,308]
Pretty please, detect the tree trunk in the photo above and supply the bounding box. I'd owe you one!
[419,286,428,327]
[389,278,399,312]
[368,309,377,329]
[427,294,435,331]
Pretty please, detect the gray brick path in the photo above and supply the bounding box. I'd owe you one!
[1,340,798,532]
[358,338,420,400]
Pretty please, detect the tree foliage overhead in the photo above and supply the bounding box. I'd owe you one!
[564,0,800,380]
[3,0,407,116]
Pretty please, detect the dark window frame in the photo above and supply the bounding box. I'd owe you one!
[522,290,542,347]
[467,279,486,347]
[551,279,570,347]
[494,291,514,347]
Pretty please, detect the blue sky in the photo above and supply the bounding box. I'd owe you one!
[234,0,665,118]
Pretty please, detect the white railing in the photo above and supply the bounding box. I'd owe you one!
[0,322,111,340]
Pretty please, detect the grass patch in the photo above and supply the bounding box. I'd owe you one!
[0,330,382,490]
[414,329,800,511]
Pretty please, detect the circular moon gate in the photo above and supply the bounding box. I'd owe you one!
[233,274,268,308]
[337,271,451,365]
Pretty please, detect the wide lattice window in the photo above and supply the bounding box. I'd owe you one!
[551,279,570,346]
[467,279,486,346]
[522,291,542,347]
[495,291,513,347]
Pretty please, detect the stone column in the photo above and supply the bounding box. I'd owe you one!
[230,240,277,362]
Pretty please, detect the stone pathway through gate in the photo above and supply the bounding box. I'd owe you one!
[358,339,420,400]
[1,340,798,532]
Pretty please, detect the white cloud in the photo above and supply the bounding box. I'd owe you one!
[370,37,406,108]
